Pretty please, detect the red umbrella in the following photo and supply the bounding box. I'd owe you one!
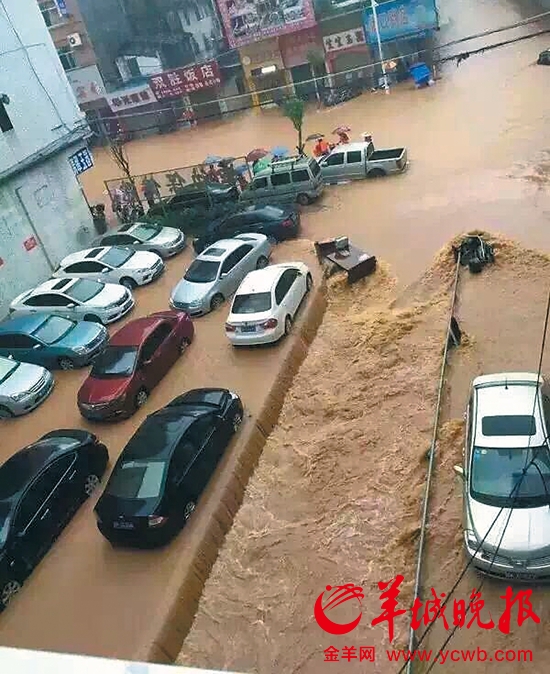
[246,148,269,163]
[332,125,351,135]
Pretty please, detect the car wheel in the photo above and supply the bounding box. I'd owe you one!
[256,255,269,270]
[179,336,191,354]
[58,357,75,370]
[296,193,310,206]
[210,293,224,311]
[83,473,101,497]
[135,388,149,409]
[469,257,483,274]
[368,168,385,178]
[284,315,292,336]
[0,406,13,420]
[0,579,21,608]
[183,501,196,521]
[306,273,313,292]
[84,314,102,324]
[120,277,137,290]
[232,411,243,432]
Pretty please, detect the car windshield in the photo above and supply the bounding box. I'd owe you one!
[101,248,134,268]
[260,206,284,219]
[66,279,103,303]
[132,224,160,241]
[106,460,167,499]
[232,292,272,314]
[91,347,138,378]
[0,358,18,385]
[32,316,74,344]
[184,259,220,283]
[471,445,550,508]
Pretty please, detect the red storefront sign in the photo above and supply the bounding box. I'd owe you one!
[23,237,38,251]
[279,27,323,69]
[149,61,222,100]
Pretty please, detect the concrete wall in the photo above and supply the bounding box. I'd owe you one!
[0,0,85,174]
[0,144,96,317]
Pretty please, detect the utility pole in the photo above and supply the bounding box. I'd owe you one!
[371,0,390,94]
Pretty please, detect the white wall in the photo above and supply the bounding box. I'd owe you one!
[0,145,95,317]
[177,0,223,61]
[0,0,85,174]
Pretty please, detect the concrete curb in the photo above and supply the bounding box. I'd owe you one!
[137,280,328,664]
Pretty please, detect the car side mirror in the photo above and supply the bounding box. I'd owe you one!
[220,272,228,278]
[7,354,13,360]
[453,465,464,479]
[67,303,76,309]
[32,344,41,350]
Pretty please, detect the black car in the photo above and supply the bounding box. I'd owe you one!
[0,430,108,608]
[148,183,239,218]
[193,205,300,254]
[538,49,550,65]
[94,388,243,548]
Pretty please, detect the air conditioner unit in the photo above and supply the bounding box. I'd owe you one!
[68,33,82,47]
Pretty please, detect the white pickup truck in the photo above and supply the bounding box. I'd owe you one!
[319,141,408,183]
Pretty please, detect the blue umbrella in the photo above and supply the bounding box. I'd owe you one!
[271,145,289,158]
[235,164,249,175]
[203,155,222,164]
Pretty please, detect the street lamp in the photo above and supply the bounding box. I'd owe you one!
[371,0,390,94]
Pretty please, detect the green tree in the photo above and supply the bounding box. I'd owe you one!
[283,97,306,156]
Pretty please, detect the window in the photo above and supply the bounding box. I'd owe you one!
[481,415,536,436]
[91,347,138,378]
[221,245,252,273]
[131,224,161,241]
[103,234,135,246]
[57,45,77,71]
[291,169,310,183]
[0,103,13,133]
[8,334,37,349]
[346,151,362,164]
[232,292,272,314]
[25,293,70,307]
[16,456,73,529]
[66,279,103,303]
[186,415,215,449]
[33,316,74,344]
[100,248,134,268]
[39,0,63,27]
[326,153,344,166]
[106,460,168,499]
[253,178,268,189]
[0,359,17,385]
[64,261,104,274]
[141,323,172,361]
[184,259,220,283]
[275,269,298,304]
[271,172,291,186]
[309,159,321,176]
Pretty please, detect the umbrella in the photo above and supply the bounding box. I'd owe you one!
[253,157,271,174]
[271,145,289,158]
[203,155,222,164]
[306,133,325,142]
[219,156,236,165]
[246,148,269,163]
[332,125,351,135]
[235,164,249,175]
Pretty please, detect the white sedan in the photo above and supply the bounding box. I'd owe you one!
[53,246,164,290]
[225,262,313,345]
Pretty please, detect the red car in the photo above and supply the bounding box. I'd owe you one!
[77,311,194,421]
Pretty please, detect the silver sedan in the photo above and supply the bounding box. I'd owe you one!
[0,355,54,419]
[170,234,272,316]
[95,222,186,259]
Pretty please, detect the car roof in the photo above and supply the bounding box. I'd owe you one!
[329,142,366,153]
[236,265,287,295]
[474,374,547,447]
[0,313,56,334]
[109,315,166,347]
[30,278,79,295]
[60,247,110,266]
[200,238,249,259]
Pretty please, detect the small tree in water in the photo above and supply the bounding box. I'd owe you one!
[283,97,305,156]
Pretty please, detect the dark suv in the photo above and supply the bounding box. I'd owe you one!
[148,183,239,218]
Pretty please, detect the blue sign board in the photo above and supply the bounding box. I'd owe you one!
[69,148,94,176]
[363,0,438,44]
[55,0,68,15]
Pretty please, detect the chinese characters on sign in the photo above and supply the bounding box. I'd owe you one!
[106,85,156,112]
[66,65,106,104]
[68,148,94,176]
[23,237,38,252]
[54,0,68,15]
[325,646,375,662]
[314,579,541,645]
[149,62,222,100]
[363,0,439,44]
[323,28,366,54]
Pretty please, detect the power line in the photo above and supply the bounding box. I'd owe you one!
[400,284,550,673]
[93,9,550,123]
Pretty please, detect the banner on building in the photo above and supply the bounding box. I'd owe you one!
[106,84,157,112]
[149,62,221,100]
[217,0,316,49]
[323,28,366,54]
[66,65,106,105]
[363,0,438,44]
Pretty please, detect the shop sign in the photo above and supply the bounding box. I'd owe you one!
[217,0,316,49]
[55,0,68,15]
[23,237,38,252]
[279,27,322,68]
[323,28,366,54]
[68,147,94,176]
[149,61,221,100]
[363,0,438,44]
[66,65,106,104]
[106,84,157,112]
[240,38,282,68]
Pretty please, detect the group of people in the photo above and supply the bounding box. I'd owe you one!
[313,131,374,159]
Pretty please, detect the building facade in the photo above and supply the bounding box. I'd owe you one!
[0,0,94,317]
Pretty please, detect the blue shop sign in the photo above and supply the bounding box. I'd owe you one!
[69,147,94,176]
[55,0,68,15]
[363,0,438,44]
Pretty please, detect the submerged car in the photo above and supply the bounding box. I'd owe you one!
[0,355,54,419]
[456,372,550,581]
[96,222,186,259]
[78,311,194,421]
[225,262,313,345]
[0,314,108,370]
[170,233,272,316]
[0,429,108,608]
[147,183,239,218]
[193,205,300,254]
[53,246,165,290]
[94,388,243,547]
[9,277,134,326]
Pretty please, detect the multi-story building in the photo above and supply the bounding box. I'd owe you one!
[0,0,94,316]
